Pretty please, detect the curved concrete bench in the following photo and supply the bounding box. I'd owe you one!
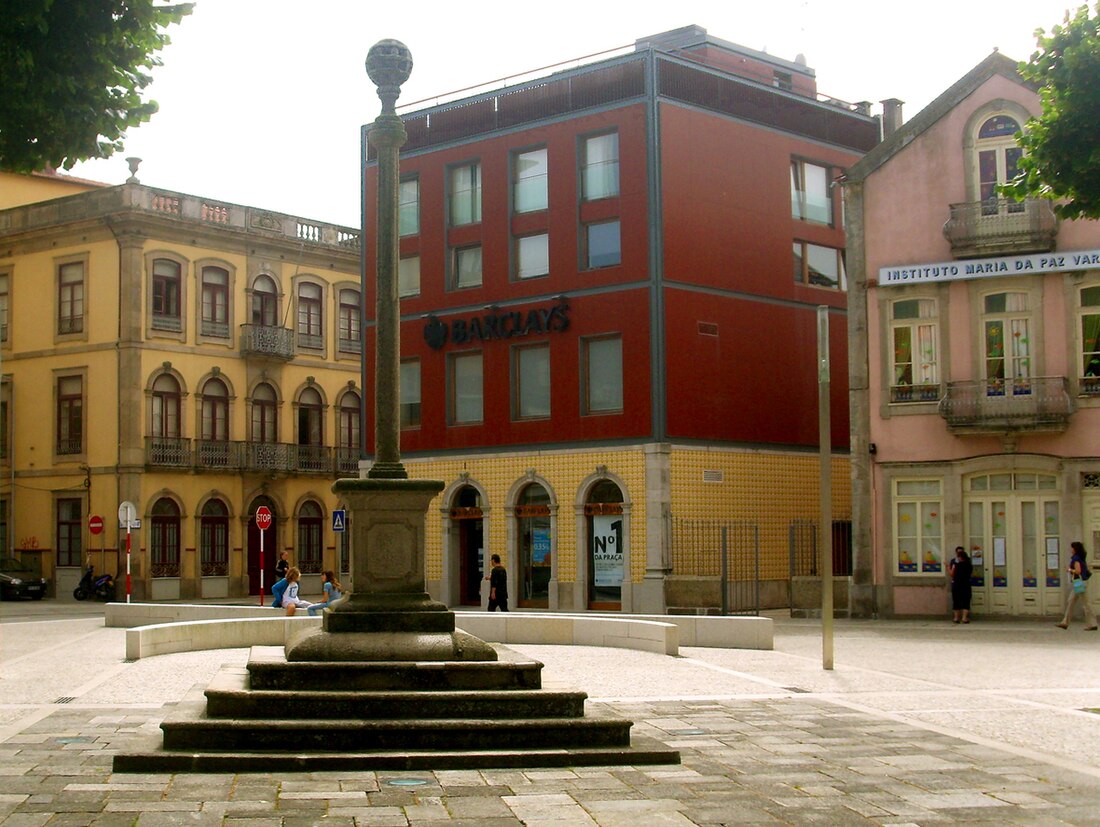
[105,604,772,660]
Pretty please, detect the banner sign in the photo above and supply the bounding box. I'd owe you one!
[879,249,1100,287]
[592,515,623,587]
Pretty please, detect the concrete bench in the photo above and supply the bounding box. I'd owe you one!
[104,604,772,660]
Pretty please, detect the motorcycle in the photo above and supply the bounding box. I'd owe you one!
[73,565,117,602]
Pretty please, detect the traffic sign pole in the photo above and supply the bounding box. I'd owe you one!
[255,507,273,607]
[118,502,136,604]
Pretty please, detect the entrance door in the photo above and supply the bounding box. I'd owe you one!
[965,473,1061,615]
[246,497,278,595]
[586,479,624,611]
[516,483,551,609]
[457,516,483,605]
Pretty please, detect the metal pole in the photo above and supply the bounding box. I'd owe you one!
[259,526,265,607]
[818,306,833,670]
[720,526,729,616]
[125,524,132,604]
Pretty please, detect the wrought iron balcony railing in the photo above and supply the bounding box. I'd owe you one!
[335,446,360,475]
[148,438,353,475]
[292,444,332,473]
[194,439,240,469]
[146,436,191,467]
[938,376,1073,432]
[239,324,295,360]
[890,383,942,404]
[943,197,1057,258]
[243,441,292,472]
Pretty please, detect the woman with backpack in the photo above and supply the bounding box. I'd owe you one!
[1056,541,1098,630]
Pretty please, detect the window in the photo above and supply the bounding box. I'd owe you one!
[890,299,939,403]
[449,162,481,225]
[150,498,180,577]
[1082,286,1100,394]
[583,336,623,413]
[582,133,619,200]
[58,261,84,334]
[0,272,9,343]
[790,159,833,224]
[151,258,182,330]
[449,351,483,424]
[516,233,549,279]
[514,344,550,419]
[399,177,419,236]
[199,377,230,467]
[584,221,620,269]
[56,375,82,455]
[56,498,82,568]
[201,266,229,337]
[983,291,1031,394]
[251,274,278,326]
[338,288,361,353]
[151,374,181,438]
[200,499,229,577]
[452,245,482,289]
[894,479,943,575]
[297,282,323,349]
[337,391,361,451]
[251,383,278,443]
[793,241,846,290]
[401,359,421,428]
[298,501,323,573]
[398,256,420,297]
[514,147,548,213]
[774,70,793,91]
[297,387,323,447]
[976,115,1024,215]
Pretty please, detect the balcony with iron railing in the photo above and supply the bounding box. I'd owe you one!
[148,438,356,476]
[145,436,191,467]
[239,324,295,361]
[890,383,942,404]
[943,198,1058,258]
[938,376,1073,433]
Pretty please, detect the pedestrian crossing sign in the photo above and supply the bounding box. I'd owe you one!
[332,509,346,532]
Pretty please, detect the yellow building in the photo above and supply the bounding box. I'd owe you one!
[0,172,850,609]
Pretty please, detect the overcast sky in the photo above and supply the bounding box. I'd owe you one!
[69,0,1078,228]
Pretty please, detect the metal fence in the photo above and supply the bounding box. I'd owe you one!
[789,519,854,578]
[670,518,760,615]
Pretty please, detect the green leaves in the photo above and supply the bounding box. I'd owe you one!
[0,1,192,172]
[1004,4,1100,219]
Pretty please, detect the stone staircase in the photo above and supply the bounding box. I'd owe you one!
[113,645,680,772]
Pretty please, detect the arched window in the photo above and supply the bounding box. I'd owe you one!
[200,499,229,576]
[586,479,624,610]
[251,383,278,443]
[199,377,230,467]
[151,498,181,577]
[297,387,323,447]
[298,501,323,573]
[251,274,279,327]
[976,115,1023,215]
[151,374,181,438]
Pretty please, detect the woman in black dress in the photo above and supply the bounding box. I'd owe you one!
[947,546,973,624]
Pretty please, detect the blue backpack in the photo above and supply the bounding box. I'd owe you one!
[271,577,288,608]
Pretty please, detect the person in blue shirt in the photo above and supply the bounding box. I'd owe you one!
[307,570,344,616]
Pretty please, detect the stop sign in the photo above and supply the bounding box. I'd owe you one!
[255,506,273,531]
[88,515,104,535]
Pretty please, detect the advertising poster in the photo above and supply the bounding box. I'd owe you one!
[592,515,623,587]
[532,530,551,565]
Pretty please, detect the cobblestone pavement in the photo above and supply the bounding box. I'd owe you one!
[2,607,1099,825]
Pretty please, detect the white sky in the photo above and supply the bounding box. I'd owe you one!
[70,0,1077,228]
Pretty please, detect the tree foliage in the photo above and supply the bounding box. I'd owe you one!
[1005,3,1100,219]
[0,0,192,172]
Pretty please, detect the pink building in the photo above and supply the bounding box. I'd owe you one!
[846,53,1100,618]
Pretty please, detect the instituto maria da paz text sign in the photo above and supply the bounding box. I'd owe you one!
[879,248,1100,286]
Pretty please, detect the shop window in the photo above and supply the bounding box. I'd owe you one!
[582,132,619,200]
[894,479,943,575]
[514,147,548,213]
[583,335,623,414]
[56,498,82,568]
[793,241,846,290]
[890,299,939,403]
[449,351,483,425]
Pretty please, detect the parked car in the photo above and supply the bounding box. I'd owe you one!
[0,556,48,600]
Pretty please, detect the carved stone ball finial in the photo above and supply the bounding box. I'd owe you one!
[366,39,413,113]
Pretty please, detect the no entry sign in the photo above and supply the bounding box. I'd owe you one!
[88,515,104,535]
[255,506,273,531]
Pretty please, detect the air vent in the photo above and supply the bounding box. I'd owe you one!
[53,697,75,704]
[702,469,723,483]
[697,321,719,337]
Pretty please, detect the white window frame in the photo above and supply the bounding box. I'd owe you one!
[582,132,619,201]
[893,478,944,576]
[449,351,483,425]
[889,298,939,403]
[790,158,833,224]
[513,147,548,213]
[449,162,481,226]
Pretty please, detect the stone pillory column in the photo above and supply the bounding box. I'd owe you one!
[286,40,494,663]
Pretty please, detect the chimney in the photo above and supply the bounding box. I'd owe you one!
[880,98,904,139]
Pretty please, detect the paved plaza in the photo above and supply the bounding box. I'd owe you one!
[2,602,1099,825]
